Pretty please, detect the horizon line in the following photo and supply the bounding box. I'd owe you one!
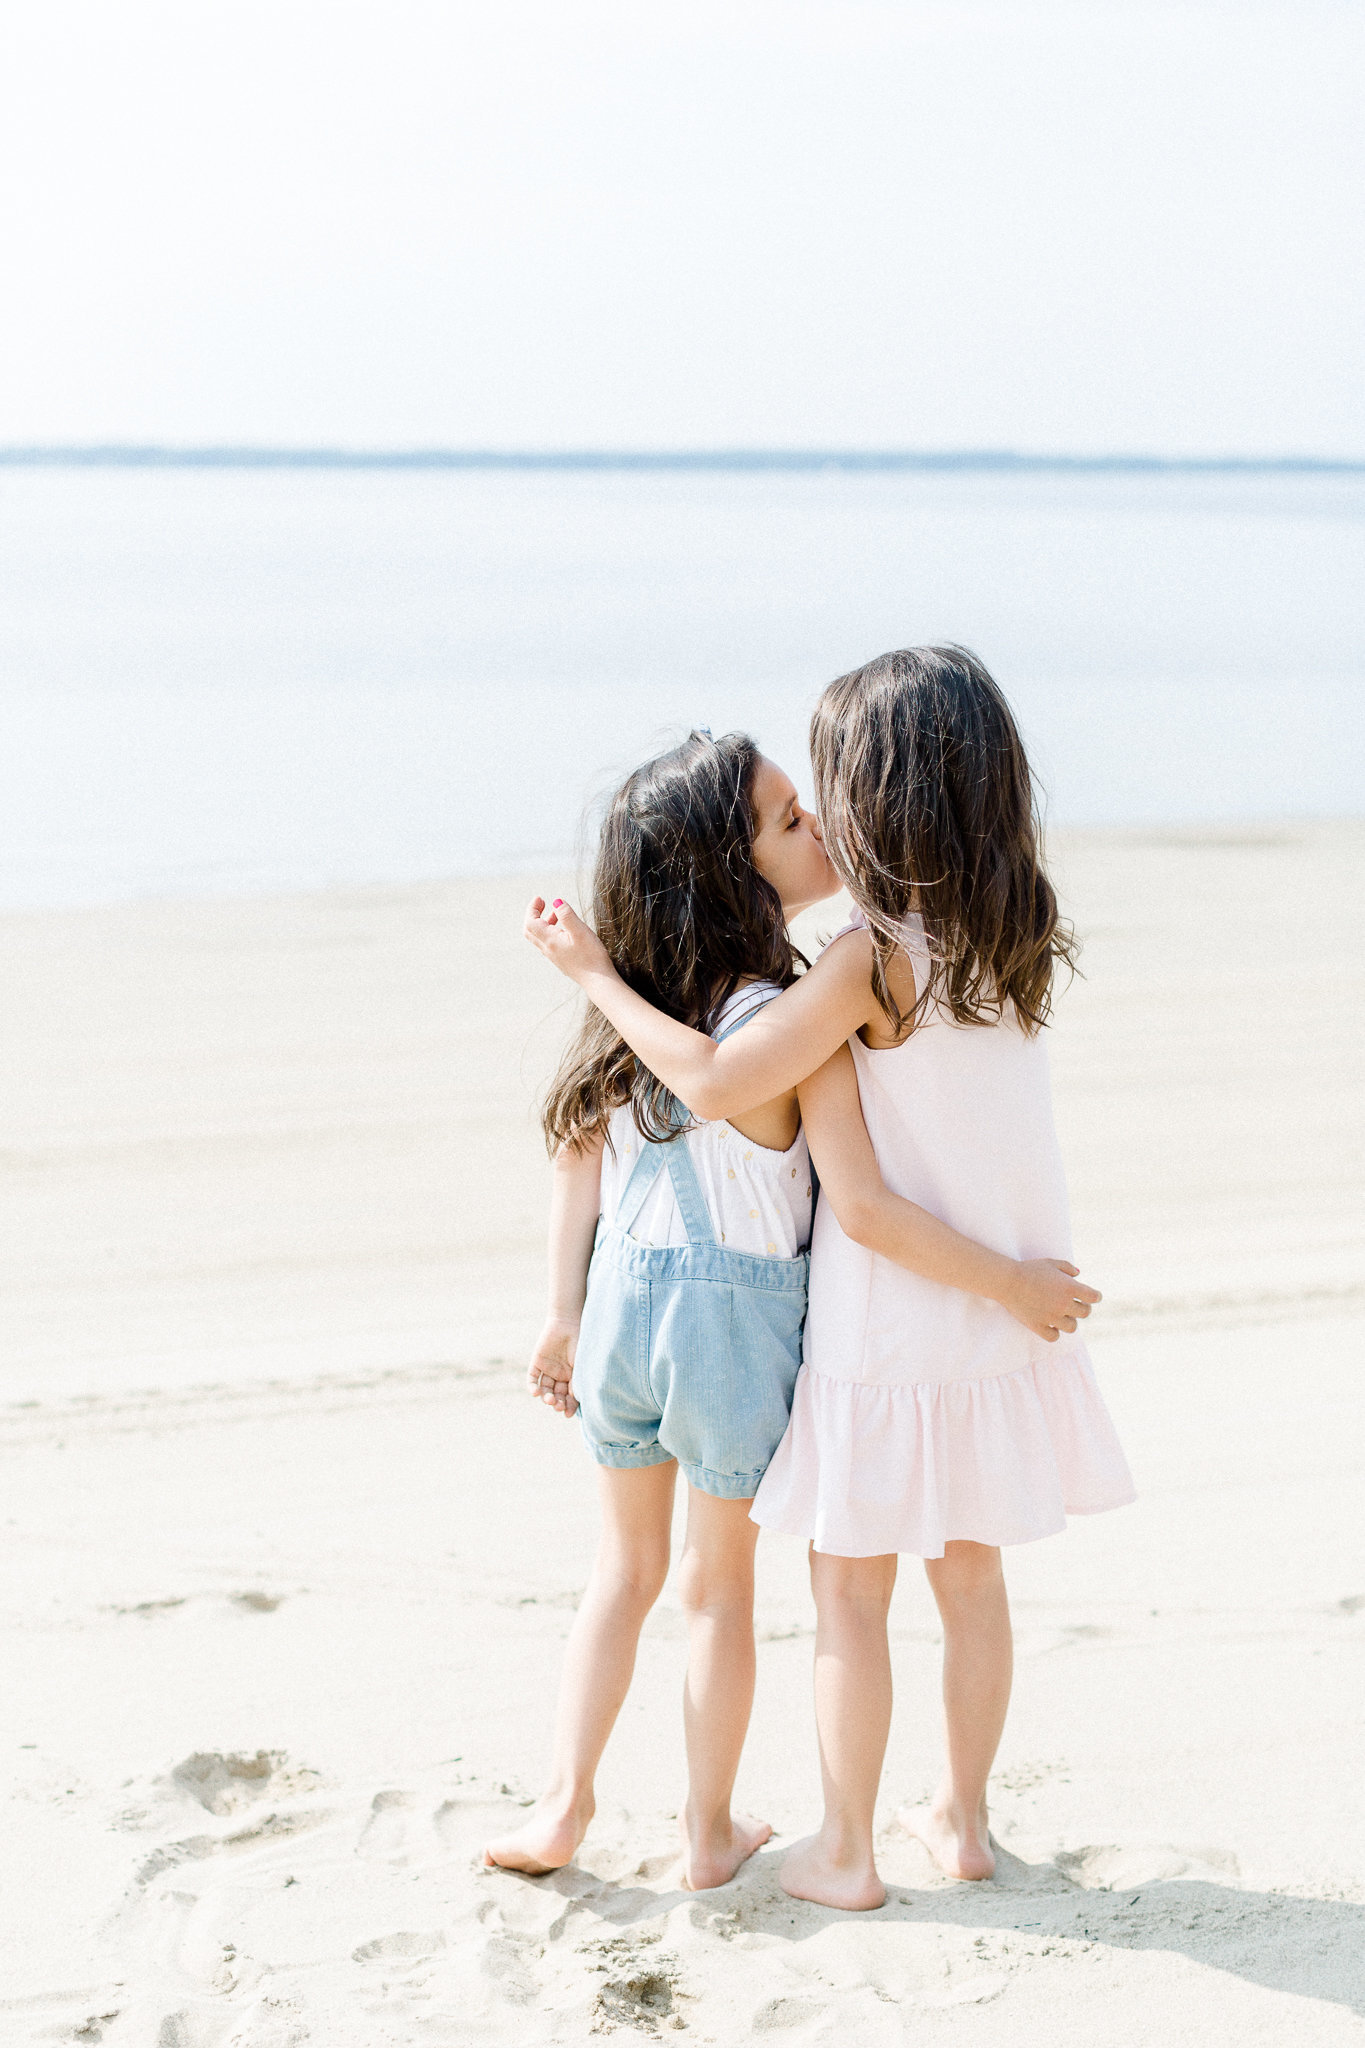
[2,444,1364,475]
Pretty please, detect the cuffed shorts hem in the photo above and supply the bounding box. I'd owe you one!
[582,1436,767,1499]
[677,1460,764,1501]
[585,1440,675,1471]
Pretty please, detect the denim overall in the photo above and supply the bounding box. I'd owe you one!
[574,1121,809,1499]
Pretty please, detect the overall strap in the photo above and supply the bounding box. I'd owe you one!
[662,1135,718,1247]
[611,1116,718,1249]
[613,1139,667,1238]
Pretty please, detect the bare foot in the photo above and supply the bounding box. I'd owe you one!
[895,1798,995,1880]
[483,1794,593,1875]
[778,1832,885,1912]
[680,1811,773,1890]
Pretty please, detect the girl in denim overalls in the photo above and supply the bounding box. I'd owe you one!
[488,729,1082,1891]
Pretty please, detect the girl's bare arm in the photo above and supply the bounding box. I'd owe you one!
[530,1135,604,1416]
[524,896,877,1119]
[798,1048,1100,1343]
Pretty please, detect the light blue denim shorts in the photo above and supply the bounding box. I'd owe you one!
[574,1131,808,1500]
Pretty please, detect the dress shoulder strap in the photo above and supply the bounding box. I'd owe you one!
[828,906,928,964]
[897,910,931,980]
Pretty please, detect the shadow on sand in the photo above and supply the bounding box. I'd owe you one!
[518,1839,1365,2018]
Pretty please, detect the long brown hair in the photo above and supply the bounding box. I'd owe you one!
[811,646,1075,1037]
[544,731,800,1153]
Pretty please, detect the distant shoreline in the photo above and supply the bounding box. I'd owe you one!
[5,821,1360,922]
[3,445,1364,475]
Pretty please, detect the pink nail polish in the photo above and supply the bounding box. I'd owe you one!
[552,898,564,908]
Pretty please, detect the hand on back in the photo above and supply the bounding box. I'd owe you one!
[1000,1260,1101,1343]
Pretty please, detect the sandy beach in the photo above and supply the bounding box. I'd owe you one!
[3,822,1363,2046]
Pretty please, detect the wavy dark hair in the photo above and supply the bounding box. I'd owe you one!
[811,646,1075,1037]
[544,731,801,1153]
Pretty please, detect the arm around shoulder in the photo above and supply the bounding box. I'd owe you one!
[525,896,878,1120]
[671,928,880,1121]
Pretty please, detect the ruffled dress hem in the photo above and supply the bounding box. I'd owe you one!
[751,1350,1136,1560]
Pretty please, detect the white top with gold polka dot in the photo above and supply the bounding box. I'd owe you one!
[598,982,813,1260]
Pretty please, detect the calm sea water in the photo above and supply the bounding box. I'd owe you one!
[2,466,1362,907]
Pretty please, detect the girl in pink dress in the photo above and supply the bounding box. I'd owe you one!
[525,646,1134,1910]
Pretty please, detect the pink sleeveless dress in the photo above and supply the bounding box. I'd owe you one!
[752,917,1135,1558]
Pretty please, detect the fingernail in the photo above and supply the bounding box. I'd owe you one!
[552,898,563,908]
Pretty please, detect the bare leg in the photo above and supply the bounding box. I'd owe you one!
[780,1549,898,1912]
[484,1461,676,1872]
[897,1541,1011,1880]
[674,1489,772,1888]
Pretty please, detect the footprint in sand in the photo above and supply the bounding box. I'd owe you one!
[155,1994,304,2046]
[435,1786,535,1858]
[356,1786,416,1859]
[130,1808,322,1894]
[118,1751,325,1897]
[71,2012,122,2043]
[151,2010,228,2047]
[595,1964,679,2029]
[167,1750,280,1816]
[752,1995,825,2031]
[481,1930,540,2003]
[1056,1842,1241,1888]
[352,1930,447,1962]
[355,1779,529,1868]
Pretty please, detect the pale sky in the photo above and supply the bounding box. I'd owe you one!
[1,0,1361,454]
